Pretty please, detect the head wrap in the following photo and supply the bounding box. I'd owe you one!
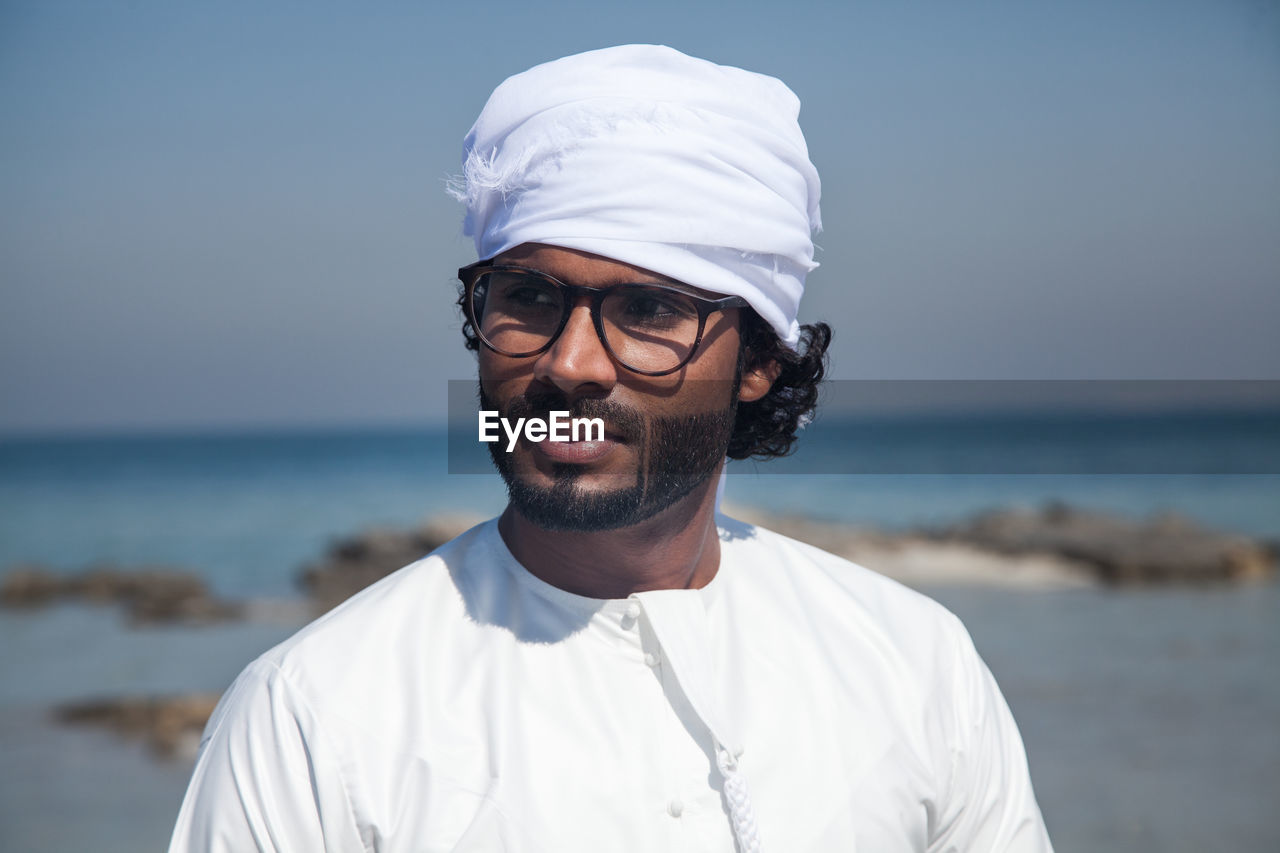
[448,44,821,348]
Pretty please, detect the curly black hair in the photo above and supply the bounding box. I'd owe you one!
[729,311,832,460]
[456,287,832,461]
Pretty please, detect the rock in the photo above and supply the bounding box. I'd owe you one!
[724,506,1097,589]
[0,563,64,606]
[54,694,221,759]
[724,502,1274,587]
[0,564,243,625]
[298,515,482,614]
[934,503,1275,585]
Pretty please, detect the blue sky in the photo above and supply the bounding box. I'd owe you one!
[2,0,1277,432]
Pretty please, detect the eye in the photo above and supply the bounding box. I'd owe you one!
[488,273,561,311]
[617,289,697,324]
[505,285,557,307]
[626,295,674,319]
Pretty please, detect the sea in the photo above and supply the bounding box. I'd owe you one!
[1,413,1278,851]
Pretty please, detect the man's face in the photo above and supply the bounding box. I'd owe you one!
[477,243,772,532]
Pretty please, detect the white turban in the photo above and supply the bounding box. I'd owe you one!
[448,44,822,348]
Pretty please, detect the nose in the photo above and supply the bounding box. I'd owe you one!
[532,297,618,397]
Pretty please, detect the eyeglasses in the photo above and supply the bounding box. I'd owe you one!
[458,261,748,376]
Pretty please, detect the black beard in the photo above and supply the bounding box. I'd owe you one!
[479,383,737,532]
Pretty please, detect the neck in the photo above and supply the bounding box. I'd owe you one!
[497,470,724,599]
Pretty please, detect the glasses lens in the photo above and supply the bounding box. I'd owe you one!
[601,286,701,373]
[472,270,564,356]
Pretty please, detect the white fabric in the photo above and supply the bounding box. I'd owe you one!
[170,517,1054,852]
[448,44,822,349]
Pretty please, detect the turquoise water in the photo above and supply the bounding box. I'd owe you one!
[0,430,505,597]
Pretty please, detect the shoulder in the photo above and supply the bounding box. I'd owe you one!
[717,514,967,633]
[716,514,972,680]
[241,519,505,721]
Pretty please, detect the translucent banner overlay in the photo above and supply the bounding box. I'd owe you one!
[447,380,1280,475]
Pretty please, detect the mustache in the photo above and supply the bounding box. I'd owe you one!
[481,386,646,443]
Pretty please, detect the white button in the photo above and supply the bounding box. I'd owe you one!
[624,602,641,620]
[643,652,659,667]
[667,797,684,818]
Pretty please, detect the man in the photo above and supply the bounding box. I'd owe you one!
[170,45,1053,852]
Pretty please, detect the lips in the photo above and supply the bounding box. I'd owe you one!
[526,419,629,465]
[530,435,620,464]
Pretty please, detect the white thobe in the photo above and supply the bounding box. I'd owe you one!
[169,516,1053,852]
